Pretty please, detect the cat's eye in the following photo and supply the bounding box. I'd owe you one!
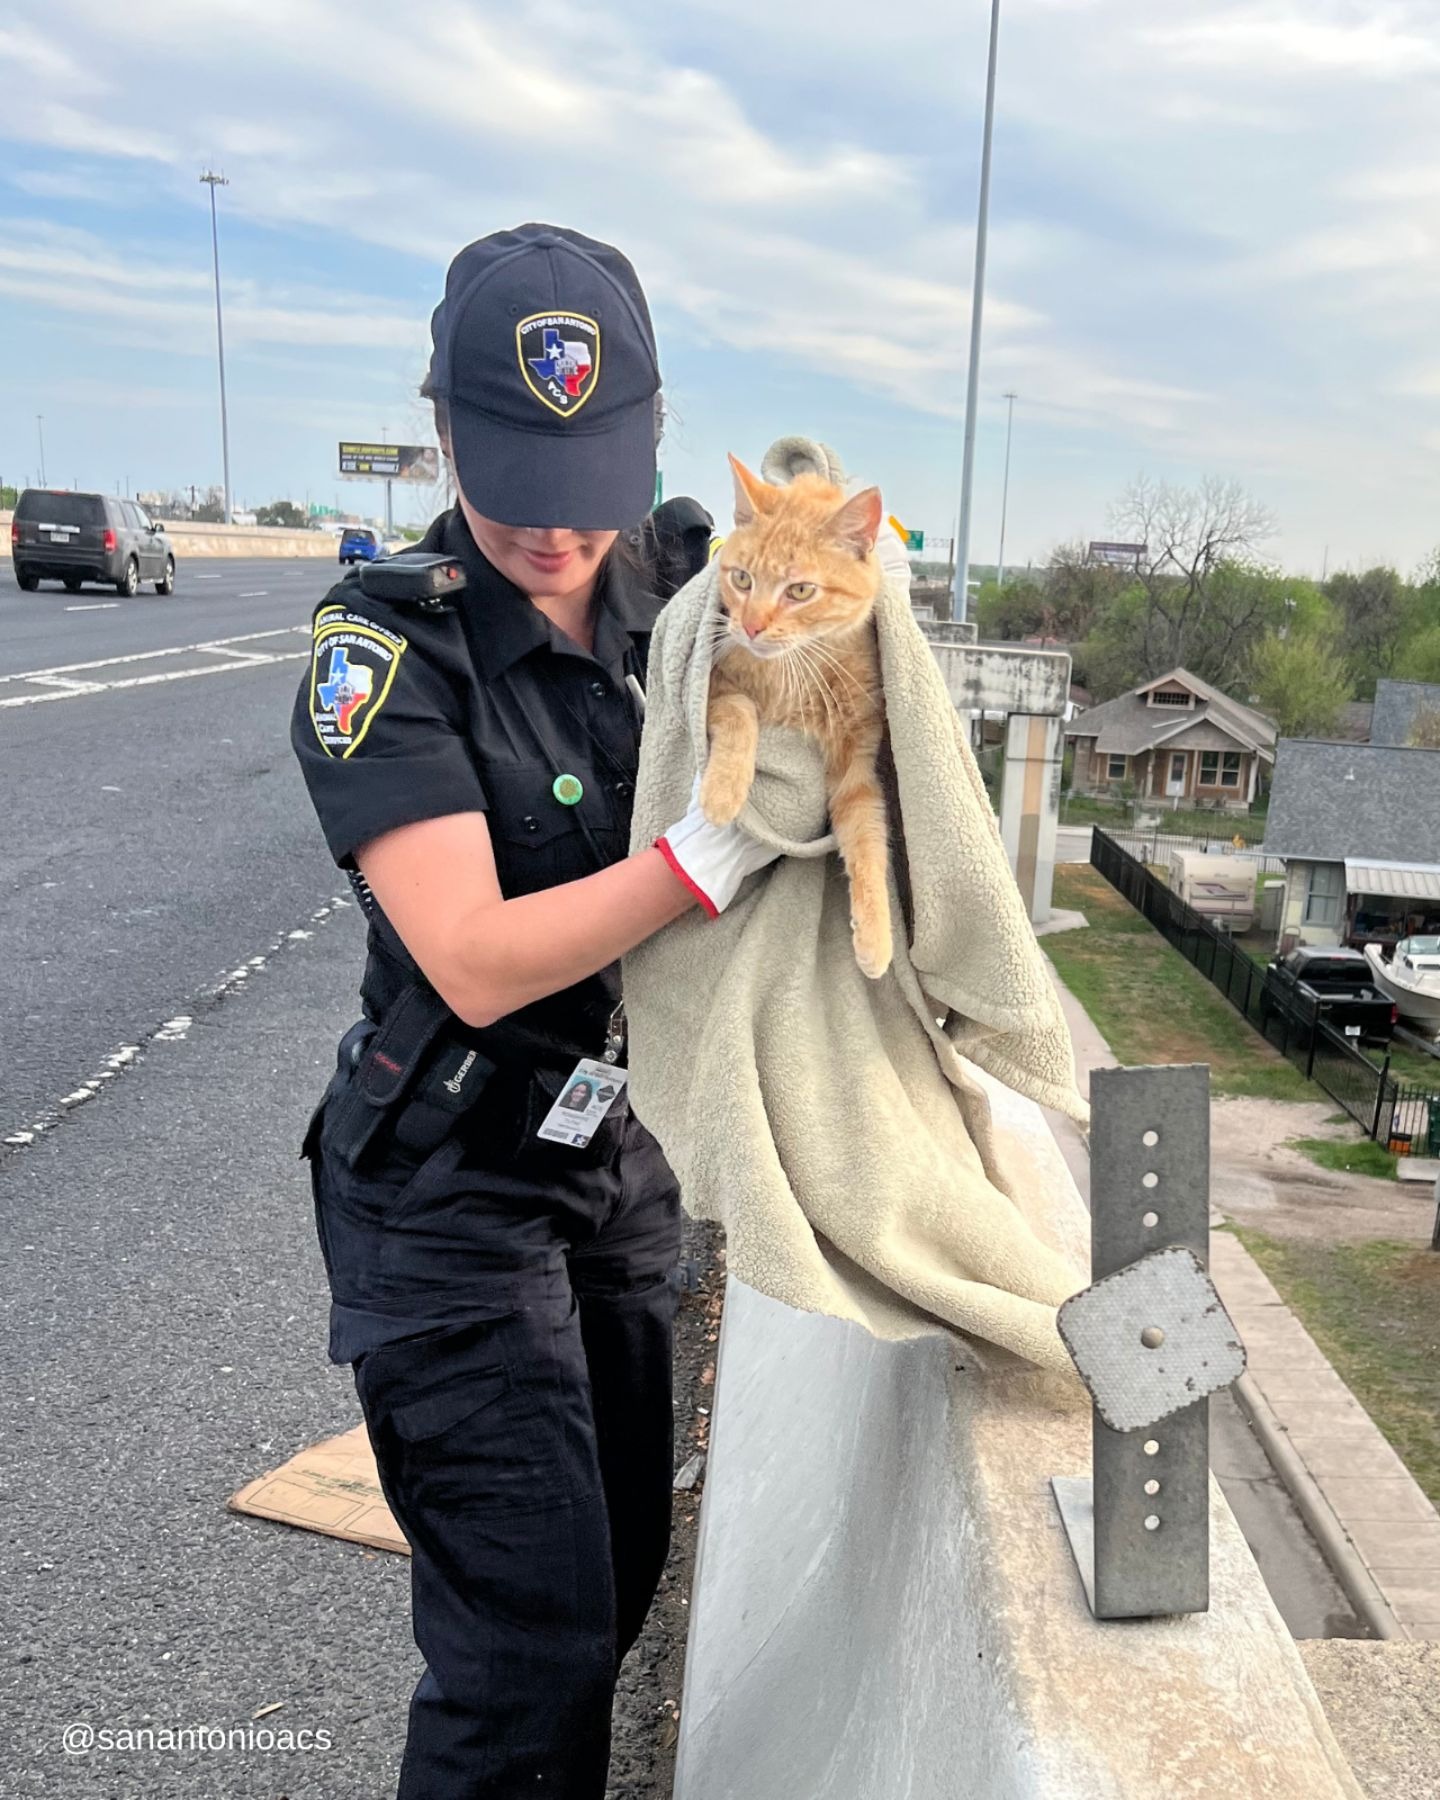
[786,582,817,603]
[727,566,753,592]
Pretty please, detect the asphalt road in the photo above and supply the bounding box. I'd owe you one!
[0,558,433,1797]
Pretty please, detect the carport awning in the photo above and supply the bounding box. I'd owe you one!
[1345,858,1440,901]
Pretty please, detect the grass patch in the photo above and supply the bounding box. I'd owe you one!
[1323,1112,1351,1126]
[1060,793,1269,842]
[1286,1136,1399,1180]
[1233,1230,1440,1509]
[1048,867,1314,1100]
[1384,1042,1440,1089]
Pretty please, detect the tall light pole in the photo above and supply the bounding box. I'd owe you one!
[996,390,1018,587]
[951,0,1003,624]
[36,415,47,487]
[199,170,233,525]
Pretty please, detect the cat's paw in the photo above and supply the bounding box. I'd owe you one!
[699,761,748,827]
[852,913,893,981]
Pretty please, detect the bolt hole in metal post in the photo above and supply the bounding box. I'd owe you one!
[1051,1063,1232,1619]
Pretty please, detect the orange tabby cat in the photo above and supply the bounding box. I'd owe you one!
[701,454,892,979]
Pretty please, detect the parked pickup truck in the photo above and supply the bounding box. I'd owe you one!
[1259,946,1398,1046]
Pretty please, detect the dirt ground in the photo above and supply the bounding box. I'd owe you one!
[1210,1095,1438,1244]
[605,1217,725,1799]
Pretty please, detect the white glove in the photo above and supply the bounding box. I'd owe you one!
[655,779,781,918]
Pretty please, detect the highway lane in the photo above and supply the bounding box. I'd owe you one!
[0,557,335,675]
[2,605,345,1144]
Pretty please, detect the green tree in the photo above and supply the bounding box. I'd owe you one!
[1247,631,1352,738]
[256,499,307,529]
[1324,566,1418,696]
[975,577,1049,640]
[1,484,17,509]
[1110,473,1277,670]
[1401,624,1440,685]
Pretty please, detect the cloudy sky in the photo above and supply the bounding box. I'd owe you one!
[1,0,1437,573]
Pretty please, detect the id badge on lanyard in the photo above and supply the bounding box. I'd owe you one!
[535,1059,628,1149]
[533,1003,628,1150]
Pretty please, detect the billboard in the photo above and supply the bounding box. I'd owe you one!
[338,442,440,483]
[1088,540,1148,569]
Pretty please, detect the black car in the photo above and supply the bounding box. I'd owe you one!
[10,490,176,596]
[1260,945,1397,1045]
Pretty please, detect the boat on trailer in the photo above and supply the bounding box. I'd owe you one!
[1364,936,1440,1032]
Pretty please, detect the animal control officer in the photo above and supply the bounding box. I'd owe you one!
[289,223,779,1799]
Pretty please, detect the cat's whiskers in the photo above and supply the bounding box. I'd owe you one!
[786,641,841,737]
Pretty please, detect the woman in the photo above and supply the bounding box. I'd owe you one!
[290,222,778,1799]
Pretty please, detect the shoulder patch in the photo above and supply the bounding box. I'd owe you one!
[309,611,408,759]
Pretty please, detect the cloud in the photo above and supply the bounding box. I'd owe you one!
[1,0,1438,567]
[1143,6,1440,78]
[0,222,424,351]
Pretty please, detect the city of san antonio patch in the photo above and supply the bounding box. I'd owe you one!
[309,608,407,758]
[516,311,600,417]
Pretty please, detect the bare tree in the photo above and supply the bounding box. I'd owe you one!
[1110,475,1277,672]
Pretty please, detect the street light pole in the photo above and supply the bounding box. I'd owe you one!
[199,170,233,526]
[951,0,1003,625]
[997,390,1018,587]
[36,415,47,487]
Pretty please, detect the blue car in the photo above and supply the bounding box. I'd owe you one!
[339,526,383,564]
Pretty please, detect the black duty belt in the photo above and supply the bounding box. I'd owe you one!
[325,983,497,1170]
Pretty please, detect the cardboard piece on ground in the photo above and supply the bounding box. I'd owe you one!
[229,1424,409,1555]
[1396,1157,1440,1185]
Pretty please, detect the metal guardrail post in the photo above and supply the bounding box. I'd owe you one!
[1052,1064,1244,1619]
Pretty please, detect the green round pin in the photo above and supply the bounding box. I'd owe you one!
[552,773,584,806]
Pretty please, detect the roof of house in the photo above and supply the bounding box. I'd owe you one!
[1065,667,1278,758]
[1370,679,1440,748]
[1333,701,1374,743]
[1261,739,1440,863]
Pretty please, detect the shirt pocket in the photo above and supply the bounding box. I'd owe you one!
[483,759,622,894]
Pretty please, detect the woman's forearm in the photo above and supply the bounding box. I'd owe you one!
[451,846,695,1027]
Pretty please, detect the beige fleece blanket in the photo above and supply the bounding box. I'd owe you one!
[623,542,1092,1371]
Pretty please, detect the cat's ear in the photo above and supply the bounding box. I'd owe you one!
[728,454,774,526]
[827,485,883,557]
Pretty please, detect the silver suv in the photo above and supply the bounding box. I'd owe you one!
[11,491,177,596]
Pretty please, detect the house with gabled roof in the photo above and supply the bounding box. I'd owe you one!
[1065,668,1277,812]
[1261,738,1440,952]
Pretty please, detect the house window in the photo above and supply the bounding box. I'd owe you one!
[1106,755,1127,780]
[1199,750,1242,787]
[1303,863,1344,928]
[1149,688,1193,708]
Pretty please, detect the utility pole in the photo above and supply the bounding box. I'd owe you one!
[951,0,1003,626]
[199,170,233,525]
[36,415,47,487]
[996,391,1018,587]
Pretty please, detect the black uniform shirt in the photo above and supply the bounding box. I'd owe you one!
[290,505,664,1067]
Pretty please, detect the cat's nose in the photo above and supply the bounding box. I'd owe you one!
[743,620,764,639]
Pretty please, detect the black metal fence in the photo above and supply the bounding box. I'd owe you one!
[1090,828,1440,1156]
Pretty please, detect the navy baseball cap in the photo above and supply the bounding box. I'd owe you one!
[427,223,660,531]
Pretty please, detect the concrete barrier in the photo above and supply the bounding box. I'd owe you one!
[1,512,341,560]
[674,1070,1363,1799]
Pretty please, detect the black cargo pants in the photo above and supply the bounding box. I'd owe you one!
[303,1050,684,1799]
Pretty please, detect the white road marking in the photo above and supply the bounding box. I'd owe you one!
[0,626,310,709]
[1,895,352,1153]
[26,674,105,692]
[65,602,120,612]
[194,574,222,580]
[239,590,270,598]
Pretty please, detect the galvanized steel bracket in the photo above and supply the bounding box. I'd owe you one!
[1051,1063,1245,1620]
